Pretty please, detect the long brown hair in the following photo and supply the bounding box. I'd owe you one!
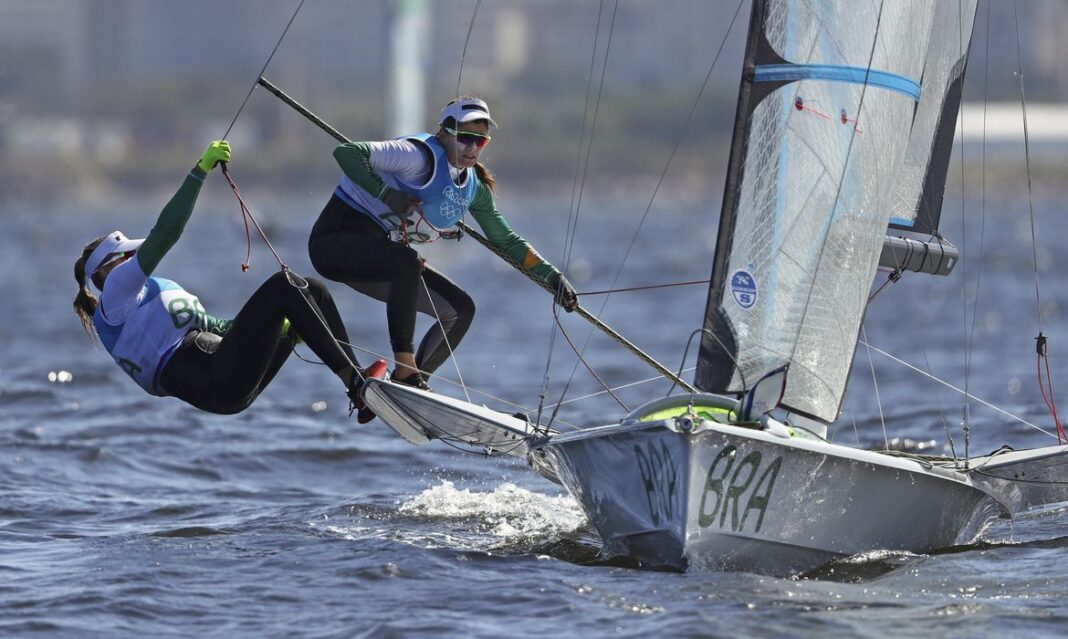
[440,96,496,193]
[73,235,109,341]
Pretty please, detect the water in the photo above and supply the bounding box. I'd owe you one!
[3,187,1068,638]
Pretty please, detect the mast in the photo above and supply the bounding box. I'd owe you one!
[696,0,772,394]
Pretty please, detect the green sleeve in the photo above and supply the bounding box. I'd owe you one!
[135,166,206,275]
[467,182,560,283]
[333,143,393,199]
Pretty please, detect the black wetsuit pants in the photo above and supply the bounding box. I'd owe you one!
[159,271,360,414]
[308,194,475,375]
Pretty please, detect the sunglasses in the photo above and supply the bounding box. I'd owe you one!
[445,127,492,149]
[96,250,137,273]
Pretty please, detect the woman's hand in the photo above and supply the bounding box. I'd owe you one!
[549,272,579,312]
[198,140,231,173]
[382,188,420,219]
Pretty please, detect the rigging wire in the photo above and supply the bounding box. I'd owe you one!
[958,0,973,464]
[546,0,747,423]
[222,0,305,140]
[452,0,482,101]
[536,0,607,429]
[963,0,992,449]
[552,307,629,412]
[392,0,485,401]
[1012,0,1044,337]
[543,366,696,411]
[212,1,381,394]
[546,0,621,429]
[860,339,1053,439]
[578,278,711,296]
[292,340,584,432]
[861,326,889,450]
[1012,0,1066,444]
[420,276,472,404]
[665,329,713,397]
[923,351,958,464]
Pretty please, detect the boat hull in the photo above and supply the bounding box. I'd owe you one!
[965,444,1068,515]
[536,419,1006,574]
[362,378,552,457]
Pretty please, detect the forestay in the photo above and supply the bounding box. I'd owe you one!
[696,1,974,425]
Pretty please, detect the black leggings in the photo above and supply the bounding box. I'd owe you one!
[309,194,475,374]
[159,271,360,414]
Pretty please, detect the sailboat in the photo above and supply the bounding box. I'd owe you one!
[361,0,1068,574]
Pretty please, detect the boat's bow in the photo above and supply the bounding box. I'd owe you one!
[534,394,1010,574]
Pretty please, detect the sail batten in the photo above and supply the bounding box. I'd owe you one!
[696,0,976,424]
[754,63,921,100]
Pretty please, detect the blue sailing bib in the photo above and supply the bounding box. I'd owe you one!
[93,277,208,396]
[396,133,478,229]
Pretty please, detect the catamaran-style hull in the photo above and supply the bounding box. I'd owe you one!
[536,412,1006,574]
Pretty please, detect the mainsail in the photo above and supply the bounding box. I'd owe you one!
[696,0,978,424]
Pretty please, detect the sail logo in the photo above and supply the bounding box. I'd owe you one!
[730,270,758,309]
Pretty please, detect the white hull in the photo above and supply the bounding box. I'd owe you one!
[363,378,554,458]
[535,400,1007,574]
[963,444,1068,515]
[366,382,1015,574]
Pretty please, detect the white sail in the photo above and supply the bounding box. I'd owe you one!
[890,0,979,233]
[697,1,962,424]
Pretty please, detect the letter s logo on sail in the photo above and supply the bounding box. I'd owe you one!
[730,270,758,309]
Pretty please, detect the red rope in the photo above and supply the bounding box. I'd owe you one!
[1036,334,1067,444]
[220,163,288,272]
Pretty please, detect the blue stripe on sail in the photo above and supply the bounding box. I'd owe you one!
[889,216,914,227]
[754,64,921,101]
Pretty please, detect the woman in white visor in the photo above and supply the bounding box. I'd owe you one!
[309,96,577,391]
[73,141,385,418]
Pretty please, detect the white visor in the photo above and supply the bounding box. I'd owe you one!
[84,231,144,287]
[439,98,497,128]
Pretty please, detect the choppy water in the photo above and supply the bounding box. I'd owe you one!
[3,186,1068,637]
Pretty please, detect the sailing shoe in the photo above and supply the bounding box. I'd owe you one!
[350,359,389,424]
[393,370,432,392]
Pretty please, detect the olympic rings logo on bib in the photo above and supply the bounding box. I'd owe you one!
[422,186,467,228]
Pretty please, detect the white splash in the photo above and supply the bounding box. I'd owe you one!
[399,480,586,541]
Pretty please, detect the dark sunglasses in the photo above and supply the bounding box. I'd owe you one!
[445,127,492,149]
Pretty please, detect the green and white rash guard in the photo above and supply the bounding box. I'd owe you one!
[332,140,561,284]
[92,168,231,395]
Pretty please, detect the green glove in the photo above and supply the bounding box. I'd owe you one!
[197,140,231,173]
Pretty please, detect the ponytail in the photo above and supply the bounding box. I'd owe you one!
[473,162,496,193]
[73,235,108,341]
